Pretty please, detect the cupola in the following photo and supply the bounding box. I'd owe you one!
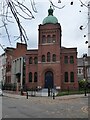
[42,6,58,25]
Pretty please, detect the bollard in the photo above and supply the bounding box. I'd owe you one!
[53,92,55,99]
[84,87,87,96]
[26,91,28,99]
[21,89,23,95]
[48,87,50,97]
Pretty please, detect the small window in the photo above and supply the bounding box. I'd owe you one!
[29,72,32,82]
[52,54,56,62]
[34,57,38,64]
[34,72,37,82]
[52,35,56,43]
[70,72,74,82]
[64,56,68,64]
[42,55,45,62]
[47,35,51,43]
[29,57,32,64]
[64,72,68,82]
[70,56,74,64]
[78,69,81,74]
[42,35,46,43]
[47,52,50,62]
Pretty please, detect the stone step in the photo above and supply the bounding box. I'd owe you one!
[27,88,58,97]
[37,88,58,97]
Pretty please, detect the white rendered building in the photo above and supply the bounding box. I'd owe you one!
[11,57,25,90]
[0,53,6,87]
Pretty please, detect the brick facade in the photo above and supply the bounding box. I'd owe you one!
[25,23,78,90]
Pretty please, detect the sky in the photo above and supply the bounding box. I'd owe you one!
[0,0,89,57]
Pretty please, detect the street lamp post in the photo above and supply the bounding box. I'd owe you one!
[83,79,87,96]
[83,54,88,96]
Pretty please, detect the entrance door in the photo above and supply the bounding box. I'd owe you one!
[45,71,53,88]
[16,73,21,83]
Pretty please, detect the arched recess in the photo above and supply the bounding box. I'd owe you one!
[44,71,53,88]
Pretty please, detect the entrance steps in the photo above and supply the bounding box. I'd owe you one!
[36,88,58,97]
[27,88,58,97]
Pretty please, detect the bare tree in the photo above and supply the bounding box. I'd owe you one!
[0,0,37,47]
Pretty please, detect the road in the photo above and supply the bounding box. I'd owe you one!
[2,95,88,118]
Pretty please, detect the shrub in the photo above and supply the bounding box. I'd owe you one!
[78,79,87,88]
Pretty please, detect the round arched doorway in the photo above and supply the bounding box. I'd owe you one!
[44,71,53,88]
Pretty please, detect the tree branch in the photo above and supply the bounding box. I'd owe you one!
[49,0,65,10]
[79,0,88,8]
[0,0,37,45]
[0,44,5,51]
[2,20,12,45]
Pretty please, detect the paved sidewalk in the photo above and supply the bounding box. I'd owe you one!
[3,90,89,100]
[56,94,88,100]
[4,92,25,99]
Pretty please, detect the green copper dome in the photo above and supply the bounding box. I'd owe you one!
[42,6,58,25]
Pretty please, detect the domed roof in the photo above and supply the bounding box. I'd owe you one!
[42,6,58,25]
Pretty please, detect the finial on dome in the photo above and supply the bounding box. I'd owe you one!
[48,6,53,16]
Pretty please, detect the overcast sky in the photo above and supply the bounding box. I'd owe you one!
[0,0,88,57]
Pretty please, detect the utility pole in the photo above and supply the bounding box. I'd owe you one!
[88,1,90,56]
[83,54,88,96]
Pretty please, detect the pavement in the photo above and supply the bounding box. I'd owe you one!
[3,90,25,99]
[3,90,89,100]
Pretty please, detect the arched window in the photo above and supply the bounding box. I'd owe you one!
[47,35,51,43]
[42,55,45,62]
[34,72,37,82]
[52,54,56,62]
[29,57,32,64]
[52,35,56,43]
[42,35,46,43]
[34,57,38,64]
[70,72,74,82]
[70,56,74,64]
[64,72,68,82]
[47,52,50,62]
[29,72,32,82]
[64,56,68,64]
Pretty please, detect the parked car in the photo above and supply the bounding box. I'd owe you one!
[0,89,3,96]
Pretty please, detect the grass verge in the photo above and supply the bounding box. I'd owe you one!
[57,88,90,96]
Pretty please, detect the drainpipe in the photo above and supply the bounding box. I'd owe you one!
[20,57,23,90]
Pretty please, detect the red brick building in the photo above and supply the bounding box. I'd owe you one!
[5,43,27,85]
[25,7,78,90]
[4,7,78,91]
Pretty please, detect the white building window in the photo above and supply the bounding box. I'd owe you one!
[78,68,83,75]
